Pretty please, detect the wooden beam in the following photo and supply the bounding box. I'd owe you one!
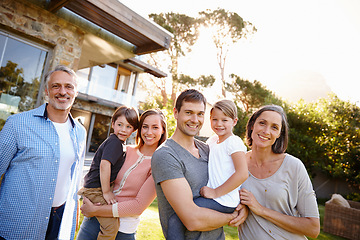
[47,0,74,12]
[64,0,172,54]
[85,0,169,46]
[135,40,170,55]
[124,58,167,78]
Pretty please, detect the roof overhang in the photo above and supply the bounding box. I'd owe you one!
[124,58,167,78]
[47,0,172,55]
[78,33,134,69]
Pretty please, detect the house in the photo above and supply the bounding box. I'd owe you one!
[0,0,172,153]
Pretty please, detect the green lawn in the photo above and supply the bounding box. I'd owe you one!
[76,199,346,240]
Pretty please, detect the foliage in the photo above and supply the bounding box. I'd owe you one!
[199,8,257,97]
[0,61,40,130]
[149,12,200,57]
[281,96,360,188]
[232,105,248,140]
[142,12,217,113]
[176,74,216,89]
[149,12,203,104]
[0,118,6,131]
[0,60,24,94]
[290,95,360,188]
[346,192,360,202]
[226,75,360,189]
[226,74,282,113]
[0,60,40,112]
[145,9,360,190]
[286,104,327,176]
[225,74,283,140]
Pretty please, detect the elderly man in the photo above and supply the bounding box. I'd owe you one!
[0,65,86,240]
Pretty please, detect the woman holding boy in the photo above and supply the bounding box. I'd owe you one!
[77,109,167,240]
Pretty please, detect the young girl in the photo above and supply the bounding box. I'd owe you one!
[78,106,139,240]
[167,99,248,240]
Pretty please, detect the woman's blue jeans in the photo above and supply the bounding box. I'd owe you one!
[76,216,135,240]
[167,197,236,240]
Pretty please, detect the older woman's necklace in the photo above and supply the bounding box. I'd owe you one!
[250,154,284,178]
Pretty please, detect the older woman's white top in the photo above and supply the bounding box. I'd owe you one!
[239,154,319,240]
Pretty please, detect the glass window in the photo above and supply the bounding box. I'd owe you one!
[89,113,111,152]
[117,75,131,93]
[76,67,90,93]
[116,66,131,93]
[91,64,117,89]
[0,31,48,130]
[76,64,137,105]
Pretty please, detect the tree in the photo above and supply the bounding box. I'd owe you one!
[0,61,41,130]
[0,60,25,96]
[176,74,215,89]
[224,74,328,177]
[0,61,40,112]
[226,74,282,113]
[142,53,216,107]
[286,101,328,176]
[149,12,202,104]
[199,8,256,97]
[287,95,360,189]
[142,53,169,107]
[314,95,360,188]
[226,74,284,139]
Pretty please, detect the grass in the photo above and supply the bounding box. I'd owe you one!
[76,199,346,240]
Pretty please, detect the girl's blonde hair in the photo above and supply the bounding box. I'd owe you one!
[210,99,237,120]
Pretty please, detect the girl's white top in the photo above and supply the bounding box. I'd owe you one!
[206,134,247,208]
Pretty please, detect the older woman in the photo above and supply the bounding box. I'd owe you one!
[239,105,320,239]
[77,109,167,240]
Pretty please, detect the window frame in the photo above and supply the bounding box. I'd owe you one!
[0,29,52,108]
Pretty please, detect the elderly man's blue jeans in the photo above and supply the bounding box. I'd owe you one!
[45,203,65,240]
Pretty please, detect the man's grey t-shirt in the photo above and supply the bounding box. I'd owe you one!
[152,138,225,240]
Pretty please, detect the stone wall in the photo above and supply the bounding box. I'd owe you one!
[0,0,84,70]
[73,99,115,117]
[0,0,124,137]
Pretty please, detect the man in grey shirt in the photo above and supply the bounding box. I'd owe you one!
[152,89,247,239]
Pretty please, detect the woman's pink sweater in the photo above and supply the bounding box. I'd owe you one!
[113,146,156,216]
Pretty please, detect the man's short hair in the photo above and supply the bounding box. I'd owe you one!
[174,89,206,112]
[44,65,78,89]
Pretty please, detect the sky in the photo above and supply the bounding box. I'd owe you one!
[121,0,360,105]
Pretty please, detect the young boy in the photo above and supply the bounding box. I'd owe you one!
[78,106,139,240]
